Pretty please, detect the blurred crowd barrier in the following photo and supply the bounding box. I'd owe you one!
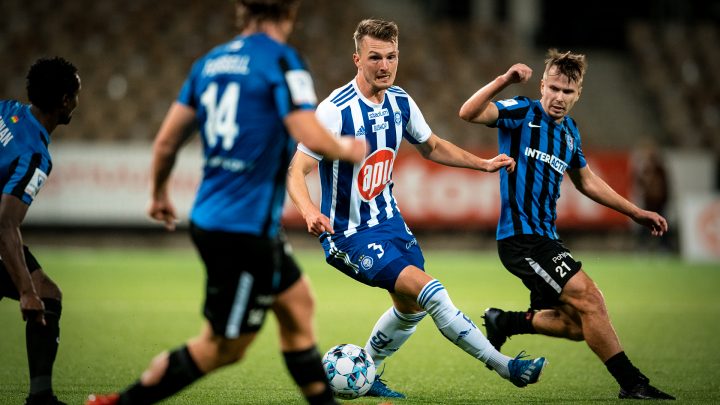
[19,143,673,231]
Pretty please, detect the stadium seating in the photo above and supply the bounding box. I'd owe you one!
[627,21,720,151]
[3,0,715,152]
[0,0,520,144]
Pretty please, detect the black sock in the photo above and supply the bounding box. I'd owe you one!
[605,351,649,390]
[498,310,536,336]
[283,347,337,405]
[26,298,62,395]
[120,346,204,405]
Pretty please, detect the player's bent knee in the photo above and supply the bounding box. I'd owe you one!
[572,293,607,318]
[563,275,606,314]
[216,341,248,366]
[191,335,251,370]
[580,284,607,312]
[34,270,63,300]
[42,282,62,301]
[391,293,424,314]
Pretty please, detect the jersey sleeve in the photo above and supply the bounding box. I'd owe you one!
[177,59,204,109]
[274,47,318,120]
[491,96,532,130]
[404,95,432,144]
[2,153,50,205]
[297,98,339,160]
[569,133,587,169]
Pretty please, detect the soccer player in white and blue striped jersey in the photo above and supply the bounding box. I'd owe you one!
[287,18,546,398]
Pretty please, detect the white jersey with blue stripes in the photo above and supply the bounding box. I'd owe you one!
[298,79,431,239]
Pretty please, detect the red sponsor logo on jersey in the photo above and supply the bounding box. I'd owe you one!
[357,148,395,202]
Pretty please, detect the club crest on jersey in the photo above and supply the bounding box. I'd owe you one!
[394,111,402,125]
[565,133,574,151]
[359,255,374,270]
[357,147,395,202]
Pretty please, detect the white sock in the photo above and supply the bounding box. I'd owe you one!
[364,306,426,367]
[417,279,511,378]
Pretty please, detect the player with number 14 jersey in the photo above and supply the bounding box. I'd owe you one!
[179,32,317,237]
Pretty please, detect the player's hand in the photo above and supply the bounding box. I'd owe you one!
[304,210,334,237]
[20,291,45,325]
[483,154,516,173]
[633,210,668,237]
[148,195,178,231]
[504,63,532,85]
[338,137,367,164]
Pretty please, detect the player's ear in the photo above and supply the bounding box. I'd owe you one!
[59,94,70,109]
[353,52,360,67]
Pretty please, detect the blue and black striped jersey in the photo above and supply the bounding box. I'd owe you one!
[0,100,52,206]
[492,96,587,240]
[178,33,317,237]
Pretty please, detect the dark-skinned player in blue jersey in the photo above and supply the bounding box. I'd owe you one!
[0,57,81,405]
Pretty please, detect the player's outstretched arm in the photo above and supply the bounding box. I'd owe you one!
[287,151,335,236]
[148,102,197,231]
[459,63,532,125]
[414,134,515,173]
[284,110,365,163]
[568,165,668,236]
[0,194,45,324]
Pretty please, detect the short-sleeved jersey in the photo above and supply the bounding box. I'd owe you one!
[492,96,587,240]
[298,79,432,240]
[0,100,52,206]
[178,33,317,237]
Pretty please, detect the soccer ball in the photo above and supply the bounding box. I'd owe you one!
[322,343,376,399]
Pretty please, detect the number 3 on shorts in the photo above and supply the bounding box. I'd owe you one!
[368,243,385,258]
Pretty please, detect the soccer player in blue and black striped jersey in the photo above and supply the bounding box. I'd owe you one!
[460,49,674,400]
[288,18,547,399]
[86,1,363,405]
[0,57,80,405]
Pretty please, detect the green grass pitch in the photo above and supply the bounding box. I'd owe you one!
[1,246,718,404]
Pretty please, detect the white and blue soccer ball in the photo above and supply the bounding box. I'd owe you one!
[322,343,376,399]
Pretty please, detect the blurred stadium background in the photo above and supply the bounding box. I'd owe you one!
[2,0,719,260]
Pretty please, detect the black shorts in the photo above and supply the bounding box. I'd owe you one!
[190,223,302,338]
[0,246,42,300]
[497,235,582,310]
